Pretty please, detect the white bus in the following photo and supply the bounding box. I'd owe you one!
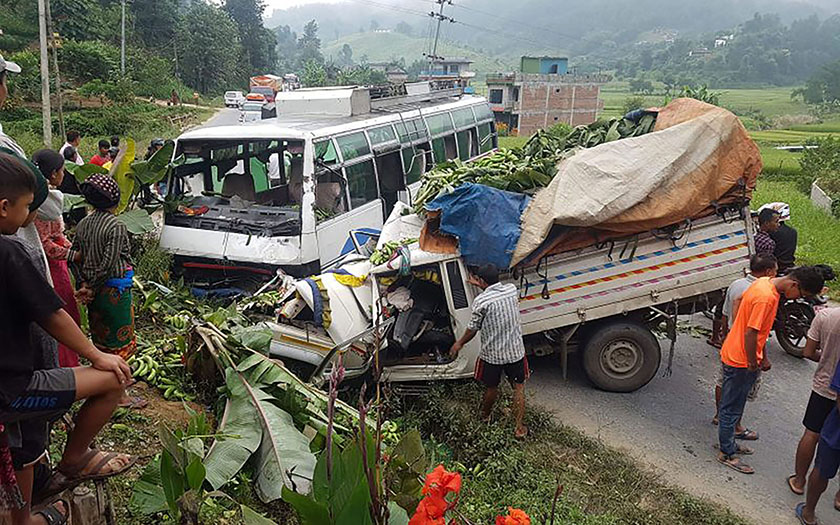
[160,83,497,285]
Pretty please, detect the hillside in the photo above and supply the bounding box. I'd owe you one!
[322,31,516,76]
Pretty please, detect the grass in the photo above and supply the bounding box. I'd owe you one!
[753,179,840,299]
[394,383,747,525]
[498,135,529,149]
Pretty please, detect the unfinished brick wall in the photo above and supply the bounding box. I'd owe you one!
[491,76,605,136]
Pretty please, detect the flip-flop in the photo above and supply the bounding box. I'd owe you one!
[33,499,69,525]
[713,443,753,455]
[735,429,759,440]
[707,338,722,349]
[796,502,819,525]
[40,449,137,501]
[717,453,754,474]
[788,475,805,496]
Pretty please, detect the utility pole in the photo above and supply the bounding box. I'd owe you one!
[37,0,52,147]
[120,0,126,75]
[45,0,65,140]
[425,0,454,69]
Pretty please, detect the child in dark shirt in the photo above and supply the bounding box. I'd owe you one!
[0,151,135,524]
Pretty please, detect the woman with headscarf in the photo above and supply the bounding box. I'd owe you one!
[69,174,145,409]
[33,149,82,368]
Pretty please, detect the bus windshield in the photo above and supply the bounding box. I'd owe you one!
[172,138,305,206]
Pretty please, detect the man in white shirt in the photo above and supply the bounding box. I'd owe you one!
[0,55,25,157]
[59,130,84,165]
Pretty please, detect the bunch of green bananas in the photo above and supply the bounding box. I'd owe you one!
[127,345,193,401]
[164,312,191,330]
[370,238,416,265]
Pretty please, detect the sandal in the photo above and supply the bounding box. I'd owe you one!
[717,453,754,474]
[40,449,136,501]
[707,338,722,349]
[713,443,753,455]
[735,429,759,441]
[788,475,805,496]
[34,499,69,525]
[796,502,819,525]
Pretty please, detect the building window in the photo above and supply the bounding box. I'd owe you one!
[512,87,520,102]
[489,89,503,104]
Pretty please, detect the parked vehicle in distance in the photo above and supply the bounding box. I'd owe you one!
[224,91,245,107]
[239,102,264,123]
[250,74,282,102]
[245,93,267,104]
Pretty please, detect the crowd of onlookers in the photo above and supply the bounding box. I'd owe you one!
[1,53,141,524]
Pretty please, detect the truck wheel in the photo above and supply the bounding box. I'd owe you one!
[582,322,661,393]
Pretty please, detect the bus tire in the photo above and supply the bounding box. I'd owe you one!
[582,321,661,393]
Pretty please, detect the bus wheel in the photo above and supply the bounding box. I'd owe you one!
[582,321,661,393]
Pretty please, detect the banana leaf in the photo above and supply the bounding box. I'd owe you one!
[117,208,155,234]
[66,162,108,183]
[203,366,316,501]
[111,138,136,214]
[132,141,175,185]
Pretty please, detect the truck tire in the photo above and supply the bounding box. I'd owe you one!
[582,321,661,393]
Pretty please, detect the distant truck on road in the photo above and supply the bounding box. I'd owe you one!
[249,74,283,103]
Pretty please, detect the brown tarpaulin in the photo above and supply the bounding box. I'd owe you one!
[510,98,761,267]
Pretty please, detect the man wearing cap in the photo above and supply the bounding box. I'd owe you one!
[0,54,25,157]
[765,202,798,273]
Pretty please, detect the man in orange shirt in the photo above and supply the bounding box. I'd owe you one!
[717,266,825,474]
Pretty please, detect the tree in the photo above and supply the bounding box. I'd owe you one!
[301,59,326,87]
[297,20,323,68]
[369,20,379,32]
[629,78,655,94]
[224,0,277,73]
[395,21,412,36]
[794,59,840,105]
[131,0,180,49]
[276,25,298,72]
[622,95,646,115]
[177,2,245,93]
[338,44,353,68]
[51,0,106,40]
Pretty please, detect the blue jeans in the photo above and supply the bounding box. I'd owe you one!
[718,364,759,456]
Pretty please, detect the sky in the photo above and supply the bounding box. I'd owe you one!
[265,0,343,9]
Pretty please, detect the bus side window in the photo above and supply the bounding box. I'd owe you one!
[432,134,457,164]
[375,150,404,215]
[344,160,378,209]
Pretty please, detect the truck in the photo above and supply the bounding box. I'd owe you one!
[261,98,763,392]
[263,204,753,393]
[249,74,283,102]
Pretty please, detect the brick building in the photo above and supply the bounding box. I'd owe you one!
[486,56,609,135]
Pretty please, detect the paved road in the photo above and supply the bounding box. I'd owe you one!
[527,313,838,524]
[201,107,240,128]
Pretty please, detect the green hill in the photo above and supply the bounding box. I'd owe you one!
[322,31,515,76]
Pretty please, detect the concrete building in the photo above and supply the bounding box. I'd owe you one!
[420,58,476,86]
[485,56,609,135]
[368,62,409,84]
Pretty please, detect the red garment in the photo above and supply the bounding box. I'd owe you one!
[0,425,23,511]
[35,218,82,367]
[89,154,108,167]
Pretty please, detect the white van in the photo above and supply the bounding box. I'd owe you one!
[224,90,245,107]
[160,83,497,285]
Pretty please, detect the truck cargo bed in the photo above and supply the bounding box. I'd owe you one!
[513,209,753,334]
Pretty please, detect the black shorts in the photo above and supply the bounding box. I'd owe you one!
[803,390,836,434]
[474,357,529,388]
[0,368,76,466]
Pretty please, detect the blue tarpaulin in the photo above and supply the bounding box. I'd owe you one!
[425,183,530,269]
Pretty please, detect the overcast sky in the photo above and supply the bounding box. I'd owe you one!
[265,0,343,10]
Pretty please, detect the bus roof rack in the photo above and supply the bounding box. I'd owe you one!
[274,81,463,118]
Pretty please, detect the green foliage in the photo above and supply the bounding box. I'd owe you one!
[799,136,840,183]
[224,0,278,74]
[621,95,646,115]
[130,408,277,524]
[77,78,136,104]
[336,66,387,86]
[794,59,840,105]
[629,78,655,94]
[302,60,327,88]
[59,40,119,84]
[3,50,40,103]
[298,20,324,68]
[177,2,246,94]
[679,85,722,106]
